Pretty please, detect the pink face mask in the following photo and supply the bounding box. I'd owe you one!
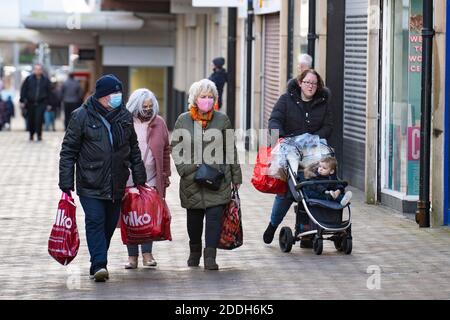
[197,97,214,112]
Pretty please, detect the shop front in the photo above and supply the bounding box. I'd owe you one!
[381,0,423,213]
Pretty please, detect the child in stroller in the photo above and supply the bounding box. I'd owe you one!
[278,149,353,255]
[303,157,352,207]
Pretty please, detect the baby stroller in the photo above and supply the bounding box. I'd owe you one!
[278,144,353,255]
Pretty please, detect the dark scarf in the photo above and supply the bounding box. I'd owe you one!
[92,97,126,151]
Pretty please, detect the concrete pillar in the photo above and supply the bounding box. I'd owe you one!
[280,0,289,93]
[94,34,102,87]
[174,14,187,91]
[365,0,381,204]
[235,18,245,130]
[292,0,302,78]
[13,42,21,94]
[315,0,327,80]
[431,0,446,227]
[253,15,263,134]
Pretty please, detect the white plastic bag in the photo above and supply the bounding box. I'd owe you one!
[267,133,334,179]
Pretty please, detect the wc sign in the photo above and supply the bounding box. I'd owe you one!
[408,127,421,161]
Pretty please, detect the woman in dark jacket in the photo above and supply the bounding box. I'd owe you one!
[171,78,242,270]
[263,69,333,246]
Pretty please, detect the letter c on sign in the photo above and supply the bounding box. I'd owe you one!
[412,128,420,160]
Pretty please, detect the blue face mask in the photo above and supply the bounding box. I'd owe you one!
[108,93,122,109]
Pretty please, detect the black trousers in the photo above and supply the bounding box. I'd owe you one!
[187,205,225,248]
[27,103,46,139]
[64,102,80,130]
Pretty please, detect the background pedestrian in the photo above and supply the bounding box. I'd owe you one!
[208,57,227,110]
[19,64,51,141]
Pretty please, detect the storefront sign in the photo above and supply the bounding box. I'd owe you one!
[192,0,243,7]
[253,0,280,15]
[78,49,96,61]
[407,125,420,196]
[407,0,423,196]
[408,127,420,161]
[171,0,215,14]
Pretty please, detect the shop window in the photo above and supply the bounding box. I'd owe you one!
[299,0,309,55]
[383,0,423,196]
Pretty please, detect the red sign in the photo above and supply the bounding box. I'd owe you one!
[408,127,421,161]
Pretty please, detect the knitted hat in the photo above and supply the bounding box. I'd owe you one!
[212,57,225,68]
[94,74,123,98]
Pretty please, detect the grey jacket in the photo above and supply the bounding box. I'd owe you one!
[62,78,81,103]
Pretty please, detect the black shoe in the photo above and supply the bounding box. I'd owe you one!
[263,223,277,244]
[37,136,42,141]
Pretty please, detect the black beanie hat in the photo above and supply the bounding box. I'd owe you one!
[94,74,123,99]
[212,57,225,68]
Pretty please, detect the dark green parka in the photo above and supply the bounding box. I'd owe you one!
[170,111,242,209]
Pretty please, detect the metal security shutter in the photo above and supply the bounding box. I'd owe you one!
[342,0,368,190]
[263,13,280,129]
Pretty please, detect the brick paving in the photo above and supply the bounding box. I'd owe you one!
[1,121,450,300]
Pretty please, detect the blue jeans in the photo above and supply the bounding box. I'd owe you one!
[44,111,55,131]
[127,242,153,256]
[270,193,308,233]
[79,196,121,274]
[270,194,294,227]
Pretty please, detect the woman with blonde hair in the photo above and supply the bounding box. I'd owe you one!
[123,88,171,269]
[170,79,242,270]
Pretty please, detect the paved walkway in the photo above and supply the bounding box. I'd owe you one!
[1,122,450,300]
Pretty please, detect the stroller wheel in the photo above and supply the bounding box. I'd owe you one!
[342,237,352,255]
[313,236,323,255]
[279,227,294,253]
[333,237,344,252]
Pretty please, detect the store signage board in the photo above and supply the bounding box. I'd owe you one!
[78,49,96,61]
[171,0,215,14]
[238,0,248,18]
[192,0,243,7]
[253,0,280,15]
[407,0,422,196]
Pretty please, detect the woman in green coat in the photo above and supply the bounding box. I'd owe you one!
[171,79,242,270]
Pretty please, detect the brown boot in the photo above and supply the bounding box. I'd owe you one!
[142,253,157,267]
[203,247,219,270]
[187,243,202,267]
[124,256,138,269]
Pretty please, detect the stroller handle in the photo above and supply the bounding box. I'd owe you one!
[295,180,348,191]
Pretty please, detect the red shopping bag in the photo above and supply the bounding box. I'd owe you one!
[120,186,172,245]
[218,189,243,250]
[251,146,287,194]
[48,192,80,265]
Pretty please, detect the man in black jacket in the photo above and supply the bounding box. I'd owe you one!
[20,64,51,141]
[208,57,228,110]
[59,74,147,282]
